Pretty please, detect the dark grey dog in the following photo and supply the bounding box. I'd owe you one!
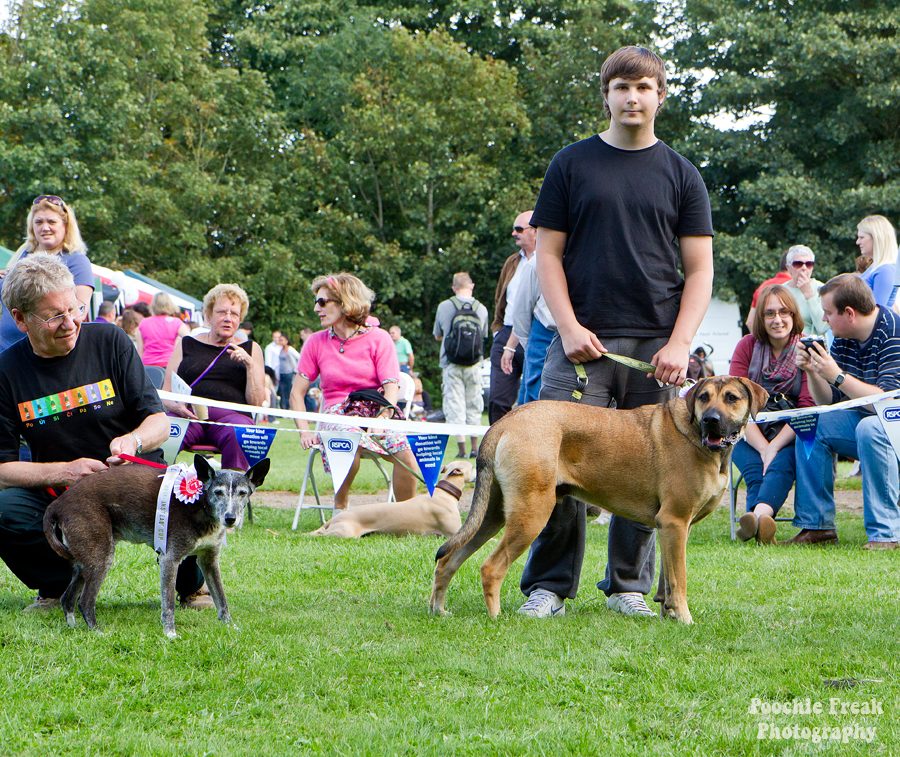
[43,454,270,638]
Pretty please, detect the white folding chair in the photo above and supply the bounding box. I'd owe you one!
[292,373,416,530]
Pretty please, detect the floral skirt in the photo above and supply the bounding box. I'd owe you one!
[318,402,410,474]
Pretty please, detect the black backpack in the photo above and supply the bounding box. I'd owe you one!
[444,297,484,366]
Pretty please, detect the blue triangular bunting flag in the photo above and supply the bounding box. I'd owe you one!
[235,425,277,468]
[408,434,449,496]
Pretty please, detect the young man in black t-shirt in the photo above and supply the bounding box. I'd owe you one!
[518,46,715,619]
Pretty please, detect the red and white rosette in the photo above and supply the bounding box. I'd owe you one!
[175,466,203,504]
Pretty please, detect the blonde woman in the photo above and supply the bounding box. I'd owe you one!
[163,284,265,470]
[856,215,898,308]
[136,292,190,367]
[0,195,93,352]
[290,273,417,509]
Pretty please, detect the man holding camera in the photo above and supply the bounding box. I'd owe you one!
[788,274,900,548]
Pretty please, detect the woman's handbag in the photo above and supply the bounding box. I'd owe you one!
[340,387,404,421]
[760,393,796,441]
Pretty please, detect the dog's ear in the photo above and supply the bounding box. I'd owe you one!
[683,379,704,424]
[739,378,769,421]
[245,458,271,489]
[193,454,216,485]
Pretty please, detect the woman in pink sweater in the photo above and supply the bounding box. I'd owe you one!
[290,273,417,510]
[137,292,190,367]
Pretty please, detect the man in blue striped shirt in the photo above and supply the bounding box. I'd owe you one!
[785,274,900,548]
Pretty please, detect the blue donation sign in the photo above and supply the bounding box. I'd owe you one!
[408,434,449,496]
[236,426,277,467]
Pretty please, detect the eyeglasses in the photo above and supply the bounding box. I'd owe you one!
[762,308,792,320]
[29,301,86,326]
[791,260,814,269]
[213,308,242,320]
[314,298,339,308]
[33,195,66,209]
[512,226,528,233]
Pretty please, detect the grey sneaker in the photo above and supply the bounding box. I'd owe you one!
[23,595,61,612]
[517,588,565,618]
[606,592,654,617]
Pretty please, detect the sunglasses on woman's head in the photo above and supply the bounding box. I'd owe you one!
[33,195,66,209]
[791,260,814,269]
[314,297,339,308]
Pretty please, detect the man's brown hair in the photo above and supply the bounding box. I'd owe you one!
[819,273,876,317]
[600,46,666,119]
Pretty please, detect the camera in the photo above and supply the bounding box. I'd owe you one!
[800,336,826,350]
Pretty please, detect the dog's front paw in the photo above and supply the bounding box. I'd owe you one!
[165,629,178,640]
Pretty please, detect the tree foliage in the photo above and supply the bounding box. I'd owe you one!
[672,0,900,306]
[4,0,896,382]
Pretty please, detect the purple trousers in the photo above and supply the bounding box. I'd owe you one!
[179,405,251,470]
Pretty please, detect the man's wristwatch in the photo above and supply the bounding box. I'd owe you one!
[832,373,846,388]
[130,432,143,454]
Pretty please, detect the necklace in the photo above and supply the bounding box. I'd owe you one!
[332,325,359,353]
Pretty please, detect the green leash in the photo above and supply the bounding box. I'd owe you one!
[571,353,665,402]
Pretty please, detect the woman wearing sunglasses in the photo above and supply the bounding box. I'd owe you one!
[783,244,827,336]
[856,215,898,308]
[290,273,417,510]
[0,196,94,353]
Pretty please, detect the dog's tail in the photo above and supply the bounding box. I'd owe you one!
[42,506,74,562]
[435,427,500,562]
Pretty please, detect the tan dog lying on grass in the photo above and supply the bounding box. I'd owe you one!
[429,377,767,625]
[311,461,476,538]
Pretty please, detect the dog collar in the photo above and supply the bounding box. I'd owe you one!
[436,480,462,500]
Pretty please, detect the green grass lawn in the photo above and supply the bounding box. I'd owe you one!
[1,500,897,756]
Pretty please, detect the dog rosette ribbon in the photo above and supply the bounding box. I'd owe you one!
[174,465,202,504]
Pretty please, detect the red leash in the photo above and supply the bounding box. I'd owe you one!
[118,454,169,469]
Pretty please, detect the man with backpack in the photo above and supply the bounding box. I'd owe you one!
[434,272,489,459]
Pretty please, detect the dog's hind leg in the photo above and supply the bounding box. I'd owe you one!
[197,549,231,626]
[479,504,554,619]
[430,507,506,616]
[60,565,86,629]
[77,558,113,632]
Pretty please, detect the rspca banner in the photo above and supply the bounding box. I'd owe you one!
[319,432,361,493]
[160,418,190,465]
[875,401,900,462]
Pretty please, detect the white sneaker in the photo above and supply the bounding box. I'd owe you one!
[606,592,654,617]
[517,588,565,618]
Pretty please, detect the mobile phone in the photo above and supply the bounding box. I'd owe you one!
[800,336,825,350]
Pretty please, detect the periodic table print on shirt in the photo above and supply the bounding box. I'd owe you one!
[18,379,115,422]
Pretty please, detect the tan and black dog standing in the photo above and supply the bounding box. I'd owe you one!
[429,376,767,624]
[43,454,270,638]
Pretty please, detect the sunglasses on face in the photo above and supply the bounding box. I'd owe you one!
[314,298,339,309]
[33,195,66,209]
[513,226,527,233]
[791,260,814,269]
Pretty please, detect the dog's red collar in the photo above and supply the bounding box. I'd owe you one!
[436,480,462,501]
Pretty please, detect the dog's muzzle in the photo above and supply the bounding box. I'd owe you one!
[699,410,742,450]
